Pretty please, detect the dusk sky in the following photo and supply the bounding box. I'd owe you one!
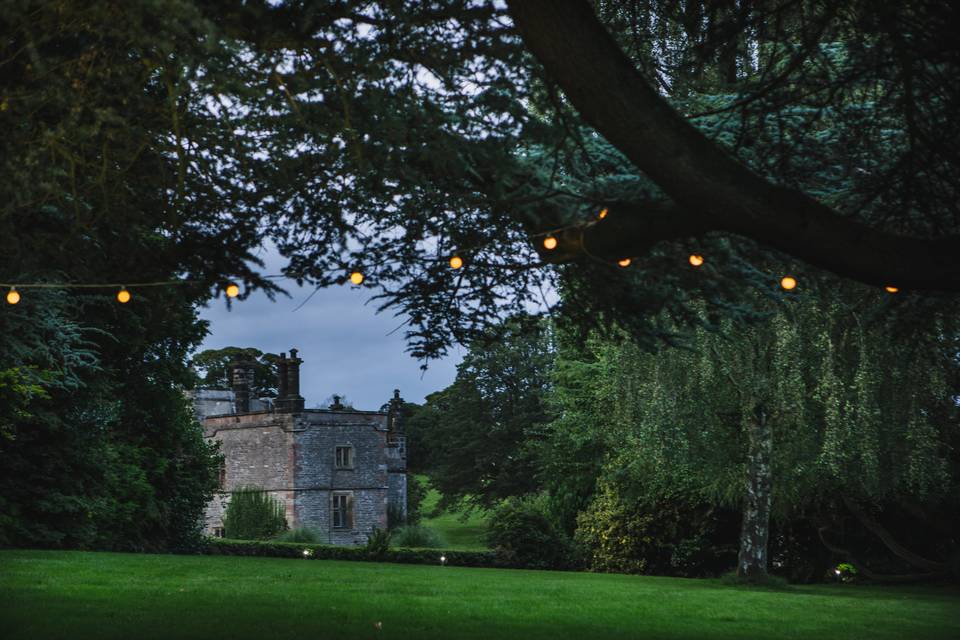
[197,248,461,410]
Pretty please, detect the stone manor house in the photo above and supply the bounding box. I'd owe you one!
[189,349,408,545]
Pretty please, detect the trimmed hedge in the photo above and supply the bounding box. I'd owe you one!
[203,538,502,568]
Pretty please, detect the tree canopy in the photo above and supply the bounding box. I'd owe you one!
[3,0,958,361]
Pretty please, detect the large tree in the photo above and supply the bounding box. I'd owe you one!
[552,291,958,580]
[4,1,958,360]
[508,0,960,290]
[246,0,960,358]
[0,2,237,549]
[412,318,555,511]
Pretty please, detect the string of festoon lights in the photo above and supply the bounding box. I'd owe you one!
[2,208,903,304]
[1,280,242,306]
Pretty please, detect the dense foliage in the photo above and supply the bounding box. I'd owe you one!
[409,318,553,511]
[390,525,445,549]
[5,1,955,366]
[417,293,959,581]
[573,482,736,577]
[484,496,576,570]
[222,487,288,540]
[0,287,219,550]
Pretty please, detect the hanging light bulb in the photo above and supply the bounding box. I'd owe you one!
[225,283,240,298]
[598,208,608,220]
[449,255,463,270]
[116,287,131,304]
[618,258,631,268]
[350,271,364,285]
[6,287,20,305]
[543,235,558,250]
[688,254,704,267]
[780,276,797,291]
[884,285,899,294]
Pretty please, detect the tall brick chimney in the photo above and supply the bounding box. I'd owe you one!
[277,353,289,399]
[276,349,305,412]
[231,361,253,413]
[388,388,405,435]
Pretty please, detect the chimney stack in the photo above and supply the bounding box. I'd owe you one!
[388,388,405,435]
[231,361,253,413]
[277,353,289,399]
[287,348,302,398]
[276,349,305,412]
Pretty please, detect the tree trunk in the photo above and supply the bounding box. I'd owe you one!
[737,405,773,580]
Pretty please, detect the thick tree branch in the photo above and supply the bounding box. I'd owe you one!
[536,201,709,264]
[507,0,960,291]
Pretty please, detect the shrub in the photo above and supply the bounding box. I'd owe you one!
[391,525,446,548]
[574,482,732,577]
[363,527,391,558]
[222,486,287,540]
[273,527,322,543]
[202,537,500,567]
[486,495,576,570]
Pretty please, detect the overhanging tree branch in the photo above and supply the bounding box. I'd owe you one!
[507,0,960,291]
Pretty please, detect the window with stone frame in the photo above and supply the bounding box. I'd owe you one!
[332,492,353,529]
[335,445,354,469]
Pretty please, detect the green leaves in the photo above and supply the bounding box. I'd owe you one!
[223,486,288,541]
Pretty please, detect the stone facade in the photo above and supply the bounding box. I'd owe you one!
[198,351,407,545]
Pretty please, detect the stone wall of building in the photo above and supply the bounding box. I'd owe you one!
[201,407,405,545]
[293,488,388,545]
[293,411,388,490]
[203,412,297,533]
[292,411,390,543]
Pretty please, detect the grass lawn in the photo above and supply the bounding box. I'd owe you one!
[1,551,958,640]
[417,476,488,550]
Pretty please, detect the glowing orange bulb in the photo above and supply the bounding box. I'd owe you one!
[6,288,20,305]
[543,236,558,250]
[116,288,131,304]
[350,271,364,285]
[885,285,899,294]
[225,283,240,298]
[449,255,463,270]
[618,258,631,268]
[689,254,704,267]
[781,276,797,291]
[598,208,608,220]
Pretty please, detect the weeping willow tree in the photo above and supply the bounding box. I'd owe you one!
[561,291,957,581]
